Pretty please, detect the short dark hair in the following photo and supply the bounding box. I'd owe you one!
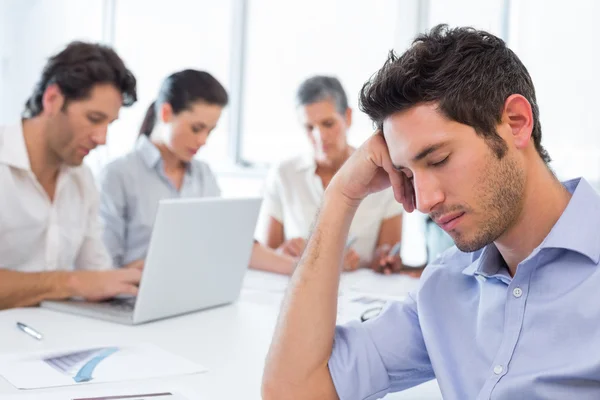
[23,41,137,118]
[296,75,349,115]
[139,69,228,137]
[359,24,550,163]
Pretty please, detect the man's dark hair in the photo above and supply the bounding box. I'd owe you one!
[296,76,349,115]
[360,24,550,163]
[23,41,137,118]
[138,69,228,137]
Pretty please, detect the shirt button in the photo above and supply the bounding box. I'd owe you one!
[493,365,504,375]
[513,287,523,298]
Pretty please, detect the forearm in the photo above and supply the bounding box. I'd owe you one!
[0,269,75,309]
[264,190,358,391]
[249,243,296,275]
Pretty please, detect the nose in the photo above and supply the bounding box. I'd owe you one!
[310,126,322,142]
[413,173,445,214]
[196,132,208,148]
[91,126,108,146]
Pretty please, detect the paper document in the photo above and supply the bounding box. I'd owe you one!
[72,393,190,399]
[0,343,206,390]
[340,268,420,299]
[244,268,420,299]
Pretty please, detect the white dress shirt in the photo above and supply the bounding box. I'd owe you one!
[255,155,403,263]
[0,123,112,272]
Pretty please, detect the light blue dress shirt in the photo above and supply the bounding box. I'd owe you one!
[329,178,600,400]
[99,136,220,267]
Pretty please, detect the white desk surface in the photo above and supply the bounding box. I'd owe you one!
[0,270,442,399]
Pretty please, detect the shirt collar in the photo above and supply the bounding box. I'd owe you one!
[463,177,600,278]
[461,245,511,283]
[540,178,600,263]
[295,153,317,172]
[135,135,162,169]
[0,122,32,171]
[135,135,194,175]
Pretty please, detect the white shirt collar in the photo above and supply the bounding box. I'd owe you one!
[294,153,317,172]
[0,122,32,171]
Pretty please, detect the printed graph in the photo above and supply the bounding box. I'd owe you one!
[44,347,120,383]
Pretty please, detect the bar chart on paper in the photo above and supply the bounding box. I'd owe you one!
[44,347,119,383]
[0,343,206,389]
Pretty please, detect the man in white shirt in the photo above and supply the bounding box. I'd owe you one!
[0,41,141,310]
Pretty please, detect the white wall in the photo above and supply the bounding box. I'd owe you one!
[240,0,407,165]
[509,0,600,183]
[0,0,105,125]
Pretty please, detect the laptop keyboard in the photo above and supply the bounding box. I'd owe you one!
[106,297,136,310]
[75,297,136,316]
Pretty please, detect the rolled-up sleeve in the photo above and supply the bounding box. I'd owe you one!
[328,293,434,399]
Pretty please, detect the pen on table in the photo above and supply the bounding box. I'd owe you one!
[345,235,358,249]
[16,321,44,341]
[388,241,402,258]
[381,241,402,271]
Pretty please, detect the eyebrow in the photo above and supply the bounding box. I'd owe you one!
[393,142,449,170]
[88,111,117,123]
[193,122,217,131]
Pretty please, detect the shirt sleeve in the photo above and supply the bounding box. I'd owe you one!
[328,293,434,400]
[262,166,283,222]
[255,166,284,243]
[74,167,114,271]
[97,162,128,268]
[382,188,404,219]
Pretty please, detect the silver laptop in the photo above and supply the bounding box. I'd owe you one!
[41,197,261,325]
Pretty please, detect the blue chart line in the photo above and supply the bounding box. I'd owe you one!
[44,347,120,383]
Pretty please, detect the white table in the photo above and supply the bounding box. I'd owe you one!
[0,270,442,399]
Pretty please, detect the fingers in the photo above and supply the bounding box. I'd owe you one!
[287,238,306,257]
[390,257,404,273]
[343,250,361,271]
[376,253,402,275]
[280,245,296,257]
[402,173,416,212]
[280,241,299,257]
[124,259,144,270]
[294,238,307,253]
[287,245,299,258]
[116,268,142,284]
[374,131,415,212]
[118,284,139,297]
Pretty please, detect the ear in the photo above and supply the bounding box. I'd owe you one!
[502,94,533,150]
[344,107,353,129]
[41,84,65,115]
[160,102,174,123]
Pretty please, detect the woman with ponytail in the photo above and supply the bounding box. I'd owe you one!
[99,69,296,274]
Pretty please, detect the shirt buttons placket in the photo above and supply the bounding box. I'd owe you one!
[513,287,523,298]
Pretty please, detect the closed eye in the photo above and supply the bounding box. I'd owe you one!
[88,116,104,124]
[430,156,449,167]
